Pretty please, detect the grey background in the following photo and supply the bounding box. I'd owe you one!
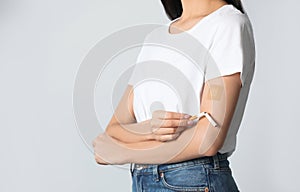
[0,0,299,191]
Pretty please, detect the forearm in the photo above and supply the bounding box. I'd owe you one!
[128,118,217,164]
[106,119,154,143]
[125,134,207,164]
[94,117,213,165]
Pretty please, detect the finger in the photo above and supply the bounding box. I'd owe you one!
[155,133,180,142]
[163,119,196,128]
[151,118,178,128]
[150,118,163,128]
[151,118,196,129]
[177,119,197,127]
[152,127,186,135]
[152,110,191,120]
[151,117,196,132]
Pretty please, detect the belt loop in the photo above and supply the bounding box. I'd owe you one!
[130,163,134,176]
[152,165,159,182]
[212,153,220,169]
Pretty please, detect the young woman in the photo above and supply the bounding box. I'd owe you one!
[93,0,255,191]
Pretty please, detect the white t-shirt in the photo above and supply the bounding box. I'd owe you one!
[128,4,255,156]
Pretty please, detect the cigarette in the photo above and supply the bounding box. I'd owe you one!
[188,115,199,121]
[188,112,219,127]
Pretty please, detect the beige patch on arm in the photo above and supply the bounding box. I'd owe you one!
[206,84,223,101]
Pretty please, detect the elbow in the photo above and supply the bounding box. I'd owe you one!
[202,146,220,157]
[105,126,113,136]
[105,123,128,143]
[105,122,118,136]
[105,131,120,143]
[104,124,118,140]
[198,141,222,157]
[194,123,226,157]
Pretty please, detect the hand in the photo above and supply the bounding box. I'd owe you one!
[94,152,110,165]
[93,134,110,165]
[149,110,196,142]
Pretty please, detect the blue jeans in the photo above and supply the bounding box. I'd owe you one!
[130,153,239,192]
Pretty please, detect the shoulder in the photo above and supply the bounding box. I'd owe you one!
[214,5,252,31]
[209,6,255,47]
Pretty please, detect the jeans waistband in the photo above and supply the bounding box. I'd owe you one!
[130,152,228,174]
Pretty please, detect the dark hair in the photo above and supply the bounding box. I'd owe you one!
[161,0,245,20]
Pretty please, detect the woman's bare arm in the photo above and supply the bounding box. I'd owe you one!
[104,84,192,143]
[104,85,152,143]
[93,72,242,164]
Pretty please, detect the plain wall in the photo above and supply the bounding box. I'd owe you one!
[0,0,299,191]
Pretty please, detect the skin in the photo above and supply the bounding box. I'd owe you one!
[170,0,229,34]
[93,0,242,165]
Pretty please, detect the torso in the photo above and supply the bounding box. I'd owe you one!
[128,3,255,157]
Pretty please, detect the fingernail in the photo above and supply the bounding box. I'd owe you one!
[184,114,191,119]
[188,120,194,125]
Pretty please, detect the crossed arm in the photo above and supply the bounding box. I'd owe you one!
[93,72,242,165]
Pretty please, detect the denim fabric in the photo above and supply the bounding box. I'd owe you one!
[130,153,239,192]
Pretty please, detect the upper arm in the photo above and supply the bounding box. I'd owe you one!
[194,16,250,155]
[106,85,136,132]
[197,72,242,155]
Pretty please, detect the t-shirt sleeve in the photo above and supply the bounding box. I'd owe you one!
[205,16,252,87]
